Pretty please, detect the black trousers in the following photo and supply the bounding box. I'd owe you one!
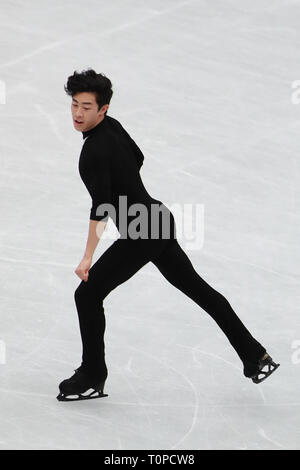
[74,215,266,381]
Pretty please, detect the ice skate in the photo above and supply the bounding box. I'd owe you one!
[57,366,108,401]
[248,353,280,384]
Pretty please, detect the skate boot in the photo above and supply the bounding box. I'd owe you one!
[245,353,280,384]
[57,366,108,401]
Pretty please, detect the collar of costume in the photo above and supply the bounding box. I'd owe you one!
[82,114,107,139]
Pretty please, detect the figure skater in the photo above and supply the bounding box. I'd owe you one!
[57,69,279,401]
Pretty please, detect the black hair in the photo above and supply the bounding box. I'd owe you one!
[64,68,113,115]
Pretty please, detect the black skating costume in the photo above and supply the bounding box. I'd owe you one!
[57,115,279,401]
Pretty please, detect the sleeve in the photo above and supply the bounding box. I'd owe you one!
[86,146,112,222]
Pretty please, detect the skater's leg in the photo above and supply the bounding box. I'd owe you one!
[151,239,266,373]
[74,238,166,378]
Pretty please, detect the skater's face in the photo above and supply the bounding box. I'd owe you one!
[71,92,109,132]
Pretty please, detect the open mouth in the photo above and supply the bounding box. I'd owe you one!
[75,120,83,124]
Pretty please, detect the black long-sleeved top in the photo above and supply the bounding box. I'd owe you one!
[78,114,164,239]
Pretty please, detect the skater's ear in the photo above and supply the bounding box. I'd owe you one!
[98,103,109,115]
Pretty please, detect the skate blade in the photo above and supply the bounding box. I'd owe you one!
[251,362,280,384]
[56,389,108,402]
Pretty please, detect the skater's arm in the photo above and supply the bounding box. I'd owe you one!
[84,219,107,260]
[80,139,112,222]
[75,219,107,282]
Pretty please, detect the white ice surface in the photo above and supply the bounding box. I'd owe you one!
[0,0,299,450]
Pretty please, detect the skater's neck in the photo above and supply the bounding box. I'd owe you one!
[82,114,107,140]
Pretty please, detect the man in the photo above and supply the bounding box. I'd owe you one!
[56,69,279,402]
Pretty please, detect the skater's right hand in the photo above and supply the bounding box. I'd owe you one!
[75,256,92,282]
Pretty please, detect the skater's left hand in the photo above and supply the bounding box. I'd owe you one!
[75,256,92,282]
